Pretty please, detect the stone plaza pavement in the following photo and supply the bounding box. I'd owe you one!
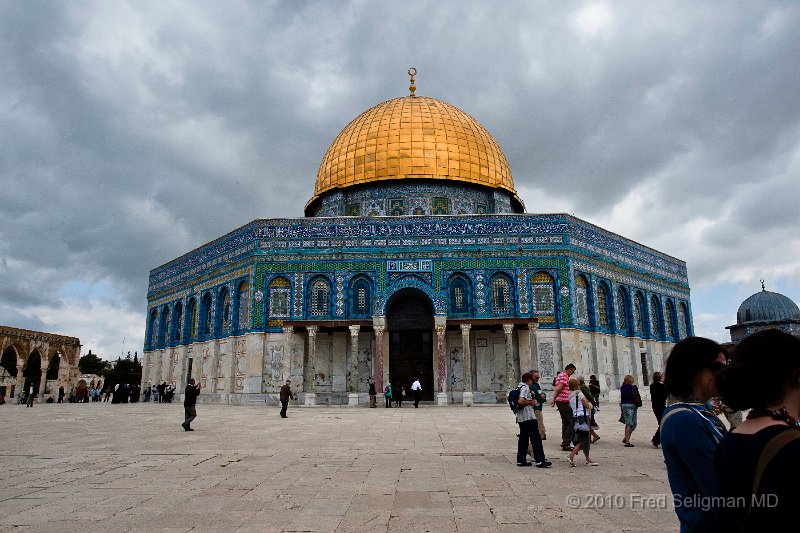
[0,400,681,532]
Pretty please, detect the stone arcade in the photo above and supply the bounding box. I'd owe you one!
[142,72,693,405]
[0,325,81,402]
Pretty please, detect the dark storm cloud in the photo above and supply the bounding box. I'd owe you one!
[1,0,798,352]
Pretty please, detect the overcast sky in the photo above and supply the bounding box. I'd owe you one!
[2,1,799,360]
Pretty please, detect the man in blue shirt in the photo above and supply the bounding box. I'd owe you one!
[661,337,728,532]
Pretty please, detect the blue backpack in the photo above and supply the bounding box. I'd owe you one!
[507,386,522,413]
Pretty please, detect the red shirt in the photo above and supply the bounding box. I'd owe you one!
[554,372,571,402]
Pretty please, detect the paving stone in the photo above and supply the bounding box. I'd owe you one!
[0,402,681,532]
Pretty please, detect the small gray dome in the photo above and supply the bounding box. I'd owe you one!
[736,289,800,324]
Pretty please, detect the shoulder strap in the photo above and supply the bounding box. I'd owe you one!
[742,429,800,528]
[660,406,724,445]
[659,407,691,431]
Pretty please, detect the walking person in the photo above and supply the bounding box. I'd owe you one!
[530,370,546,440]
[619,375,640,446]
[515,372,552,468]
[368,381,377,408]
[551,363,576,451]
[660,337,728,532]
[182,378,201,431]
[715,330,800,531]
[411,377,422,408]
[567,378,599,467]
[577,376,600,443]
[650,371,667,447]
[589,374,601,410]
[279,379,295,418]
[26,385,35,407]
[395,385,404,408]
[383,382,392,408]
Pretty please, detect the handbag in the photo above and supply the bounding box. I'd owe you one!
[573,396,591,432]
[631,385,643,408]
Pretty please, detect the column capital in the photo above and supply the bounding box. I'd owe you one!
[282,325,294,335]
[528,322,539,331]
[435,324,447,336]
[306,325,318,338]
[502,323,514,335]
[348,324,361,337]
[373,325,385,336]
[460,323,472,334]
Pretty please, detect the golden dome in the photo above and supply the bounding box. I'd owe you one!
[306,95,521,212]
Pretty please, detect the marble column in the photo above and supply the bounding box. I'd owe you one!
[435,321,447,406]
[460,324,473,406]
[348,325,360,406]
[38,356,49,401]
[282,326,293,382]
[304,326,317,406]
[373,325,385,392]
[503,323,516,389]
[528,322,539,372]
[16,362,24,400]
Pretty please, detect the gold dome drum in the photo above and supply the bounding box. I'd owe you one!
[306,95,521,213]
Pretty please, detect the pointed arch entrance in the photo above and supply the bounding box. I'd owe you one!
[24,349,42,398]
[386,288,434,401]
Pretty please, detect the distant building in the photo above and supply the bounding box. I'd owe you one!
[726,281,800,344]
[0,325,81,402]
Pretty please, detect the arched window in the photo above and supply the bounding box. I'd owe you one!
[148,309,158,349]
[448,275,471,317]
[633,292,645,335]
[490,274,513,315]
[574,275,589,326]
[268,277,291,326]
[531,271,555,318]
[187,298,198,341]
[309,278,331,317]
[236,281,249,333]
[173,301,183,345]
[597,284,609,327]
[680,302,691,338]
[161,306,171,348]
[46,353,60,381]
[665,300,675,340]
[349,277,372,317]
[216,287,230,337]
[649,296,662,338]
[616,288,629,334]
[200,292,213,338]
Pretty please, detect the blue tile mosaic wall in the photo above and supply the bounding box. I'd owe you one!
[146,212,692,346]
[310,182,515,217]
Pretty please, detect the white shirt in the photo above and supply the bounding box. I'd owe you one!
[515,383,536,423]
[411,380,421,391]
[570,390,588,417]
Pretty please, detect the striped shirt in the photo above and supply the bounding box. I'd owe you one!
[554,371,571,402]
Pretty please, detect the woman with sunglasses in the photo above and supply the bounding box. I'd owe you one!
[715,329,800,531]
[661,337,728,533]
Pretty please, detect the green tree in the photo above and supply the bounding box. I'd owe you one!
[78,351,109,375]
[101,356,142,389]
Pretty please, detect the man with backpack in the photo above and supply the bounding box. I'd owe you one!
[511,372,551,468]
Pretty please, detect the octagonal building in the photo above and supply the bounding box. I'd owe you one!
[143,79,693,405]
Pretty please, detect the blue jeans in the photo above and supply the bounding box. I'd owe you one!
[518,419,546,464]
